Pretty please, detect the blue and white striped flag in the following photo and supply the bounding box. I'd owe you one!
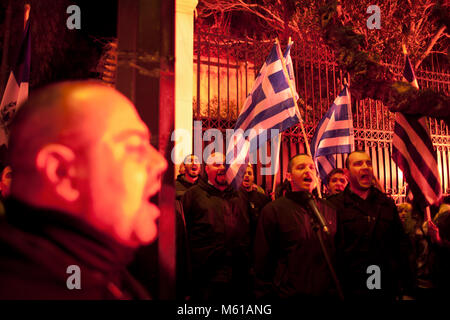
[392,54,442,208]
[311,86,354,181]
[284,43,299,103]
[225,42,300,189]
[0,17,31,146]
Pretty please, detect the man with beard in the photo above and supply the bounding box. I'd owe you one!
[175,154,200,200]
[327,150,413,300]
[174,154,200,299]
[182,152,251,300]
[239,165,270,240]
[325,168,347,197]
[254,154,339,300]
[0,81,167,299]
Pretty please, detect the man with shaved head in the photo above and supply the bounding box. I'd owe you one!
[175,154,200,199]
[254,154,338,299]
[0,81,167,299]
[328,150,413,300]
[182,152,251,300]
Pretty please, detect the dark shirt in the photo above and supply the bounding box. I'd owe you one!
[328,186,413,300]
[174,174,198,298]
[254,191,337,299]
[0,198,150,299]
[432,210,450,296]
[175,174,198,200]
[238,187,270,236]
[182,178,251,300]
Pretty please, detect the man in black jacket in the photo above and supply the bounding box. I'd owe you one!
[328,150,413,300]
[239,165,270,237]
[174,154,200,299]
[254,154,338,300]
[175,154,200,200]
[0,81,167,299]
[182,152,251,300]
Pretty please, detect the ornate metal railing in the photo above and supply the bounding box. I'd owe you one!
[193,23,450,200]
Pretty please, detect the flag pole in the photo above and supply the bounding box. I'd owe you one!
[24,4,30,29]
[271,132,282,200]
[270,37,291,199]
[275,38,322,198]
[275,38,311,156]
[425,206,432,223]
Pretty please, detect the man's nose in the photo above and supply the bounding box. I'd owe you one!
[148,146,168,176]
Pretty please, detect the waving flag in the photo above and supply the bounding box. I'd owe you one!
[392,54,442,208]
[225,42,300,189]
[283,43,299,103]
[311,86,355,181]
[0,14,31,147]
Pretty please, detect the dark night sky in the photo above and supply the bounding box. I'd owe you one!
[0,0,119,89]
[70,0,118,38]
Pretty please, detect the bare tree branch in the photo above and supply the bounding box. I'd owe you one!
[415,25,447,69]
[197,0,448,69]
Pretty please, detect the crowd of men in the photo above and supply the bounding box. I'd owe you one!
[176,151,450,301]
[0,81,449,301]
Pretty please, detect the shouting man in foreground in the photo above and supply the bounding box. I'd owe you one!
[0,81,167,299]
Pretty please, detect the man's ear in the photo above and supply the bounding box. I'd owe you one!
[286,172,292,182]
[36,144,80,202]
[344,168,350,180]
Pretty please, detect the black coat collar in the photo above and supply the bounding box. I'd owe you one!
[4,197,135,272]
[198,176,236,198]
[342,185,389,206]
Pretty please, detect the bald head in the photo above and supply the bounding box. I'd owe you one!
[9,81,133,173]
[205,152,227,190]
[8,81,167,247]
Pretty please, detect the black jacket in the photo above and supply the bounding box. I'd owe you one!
[238,188,270,237]
[182,178,251,299]
[174,175,197,298]
[328,186,413,300]
[431,210,450,296]
[175,175,197,200]
[0,198,150,299]
[254,191,337,299]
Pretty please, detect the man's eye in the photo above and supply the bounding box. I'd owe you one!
[126,144,148,154]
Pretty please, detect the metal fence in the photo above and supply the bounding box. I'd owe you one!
[193,24,450,201]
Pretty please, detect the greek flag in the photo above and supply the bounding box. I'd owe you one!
[0,17,31,146]
[311,86,354,181]
[392,54,442,208]
[225,42,300,189]
[284,42,299,103]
